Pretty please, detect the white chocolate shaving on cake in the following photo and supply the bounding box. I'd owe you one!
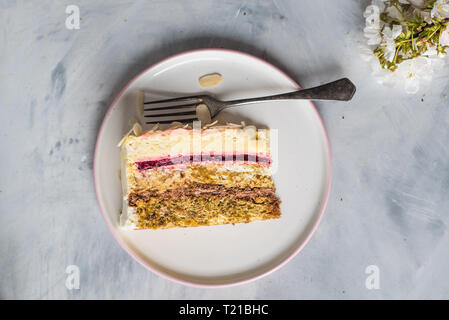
[118,122,142,147]
[203,120,218,129]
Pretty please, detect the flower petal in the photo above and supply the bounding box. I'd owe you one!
[440,27,449,46]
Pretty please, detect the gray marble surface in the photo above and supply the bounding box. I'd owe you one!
[1,0,449,299]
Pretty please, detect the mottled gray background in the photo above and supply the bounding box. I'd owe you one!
[1,0,448,299]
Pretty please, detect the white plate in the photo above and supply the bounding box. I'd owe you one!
[94,49,331,287]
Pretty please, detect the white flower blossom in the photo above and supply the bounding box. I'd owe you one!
[441,27,449,46]
[424,45,438,57]
[382,24,403,62]
[407,0,427,7]
[431,0,449,19]
[406,0,428,8]
[395,57,432,94]
[385,5,404,20]
[418,9,433,24]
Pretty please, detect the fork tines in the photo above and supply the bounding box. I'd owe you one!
[142,95,203,124]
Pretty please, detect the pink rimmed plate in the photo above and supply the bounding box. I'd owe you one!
[94,49,331,287]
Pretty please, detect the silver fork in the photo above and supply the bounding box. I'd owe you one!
[142,78,356,124]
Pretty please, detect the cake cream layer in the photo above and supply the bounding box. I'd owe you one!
[126,162,274,194]
[122,126,270,163]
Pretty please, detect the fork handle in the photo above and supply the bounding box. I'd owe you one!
[223,78,356,108]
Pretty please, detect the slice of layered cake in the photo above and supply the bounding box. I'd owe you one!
[120,122,280,230]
